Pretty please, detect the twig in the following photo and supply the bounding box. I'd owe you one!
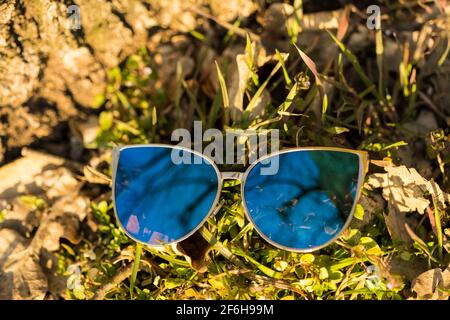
[189,6,259,40]
[418,90,450,126]
[244,273,308,299]
[92,264,133,300]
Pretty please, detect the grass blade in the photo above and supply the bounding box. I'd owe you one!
[294,44,322,86]
[275,49,292,87]
[245,58,284,113]
[327,30,379,100]
[215,61,230,125]
[130,243,142,298]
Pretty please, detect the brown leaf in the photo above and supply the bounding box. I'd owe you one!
[39,249,68,299]
[351,194,384,229]
[35,167,81,200]
[336,6,350,41]
[261,3,294,36]
[294,44,322,86]
[0,149,65,199]
[0,229,27,269]
[175,231,211,273]
[0,253,48,300]
[411,265,450,300]
[209,0,256,22]
[0,149,88,300]
[385,255,429,283]
[225,42,270,121]
[0,197,42,236]
[384,201,418,247]
[366,165,450,214]
[228,52,250,121]
[0,229,48,300]
[30,195,88,252]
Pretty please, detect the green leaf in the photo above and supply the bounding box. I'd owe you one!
[322,93,328,118]
[99,111,113,131]
[359,237,383,256]
[277,82,299,114]
[215,61,230,124]
[164,278,184,290]
[151,106,157,126]
[92,94,106,109]
[97,201,109,215]
[73,285,86,300]
[275,49,292,87]
[245,57,285,114]
[300,253,315,265]
[274,260,288,272]
[319,267,329,280]
[325,126,350,135]
[354,204,365,221]
[61,243,76,256]
[130,243,142,298]
[341,228,361,246]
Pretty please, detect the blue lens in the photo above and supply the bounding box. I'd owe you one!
[113,146,219,245]
[243,150,360,251]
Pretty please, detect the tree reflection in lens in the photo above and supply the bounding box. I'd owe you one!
[244,150,360,250]
[114,147,219,245]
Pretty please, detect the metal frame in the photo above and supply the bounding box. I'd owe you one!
[111,144,369,252]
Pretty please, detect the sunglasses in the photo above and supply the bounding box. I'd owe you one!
[112,145,369,252]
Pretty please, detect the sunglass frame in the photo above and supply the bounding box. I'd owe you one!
[111,144,369,252]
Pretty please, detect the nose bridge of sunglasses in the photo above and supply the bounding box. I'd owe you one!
[221,171,243,181]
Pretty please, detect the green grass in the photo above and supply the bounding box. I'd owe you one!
[61,9,450,299]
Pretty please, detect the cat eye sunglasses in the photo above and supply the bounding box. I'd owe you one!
[112,144,369,252]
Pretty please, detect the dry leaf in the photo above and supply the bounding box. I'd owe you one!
[228,53,251,121]
[384,201,418,247]
[300,9,342,30]
[151,0,197,33]
[0,198,42,235]
[0,229,27,269]
[0,148,88,300]
[294,44,322,86]
[83,165,111,185]
[226,42,269,121]
[351,194,384,229]
[336,6,350,41]
[174,231,211,273]
[366,165,450,214]
[0,193,87,299]
[0,148,66,199]
[261,3,294,36]
[411,265,450,300]
[35,167,80,200]
[0,251,48,300]
[385,255,429,283]
[209,0,256,22]
[0,229,48,300]
[40,249,68,299]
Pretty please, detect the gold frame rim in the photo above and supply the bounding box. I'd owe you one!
[240,146,368,252]
[111,144,369,252]
[111,144,223,248]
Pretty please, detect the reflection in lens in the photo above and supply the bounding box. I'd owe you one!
[243,150,360,251]
[114,146,219,245]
